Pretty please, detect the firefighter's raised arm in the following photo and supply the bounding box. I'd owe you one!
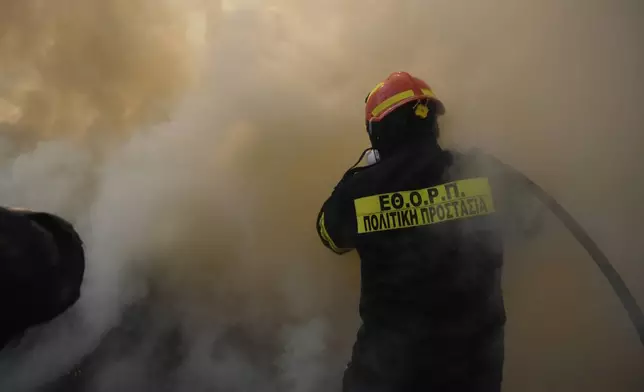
[316,174,358,255]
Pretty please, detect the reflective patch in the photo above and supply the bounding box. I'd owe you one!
[354,178,495,234]
[366,82,385,102]
[318,212,346,253]
[421,88,436,98]
[371,89,415,117]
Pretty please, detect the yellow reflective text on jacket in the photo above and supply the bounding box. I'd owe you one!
[354,177,495,234]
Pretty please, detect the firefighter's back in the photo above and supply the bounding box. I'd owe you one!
[345,143,506,392]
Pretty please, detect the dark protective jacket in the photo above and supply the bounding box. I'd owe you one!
[316,140,506,392]
[0,207,85,350]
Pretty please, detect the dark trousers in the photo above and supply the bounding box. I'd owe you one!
[342,323,504,392]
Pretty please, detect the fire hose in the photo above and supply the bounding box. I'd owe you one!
[344,148,644,347]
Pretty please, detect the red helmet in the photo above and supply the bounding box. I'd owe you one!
[365,72,445,123]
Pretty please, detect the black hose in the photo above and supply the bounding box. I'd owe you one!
[483,153,644,347]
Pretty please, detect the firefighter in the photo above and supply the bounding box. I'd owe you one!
[316,72,506,392]
[0,206,85,350]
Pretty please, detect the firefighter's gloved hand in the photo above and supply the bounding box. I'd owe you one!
[366,149,380,166]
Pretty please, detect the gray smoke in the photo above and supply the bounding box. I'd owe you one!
[0,0,643,391]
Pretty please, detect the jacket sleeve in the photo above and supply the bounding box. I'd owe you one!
[316,174,358,255]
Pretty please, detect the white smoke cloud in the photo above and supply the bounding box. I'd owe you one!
[0,0,642,391]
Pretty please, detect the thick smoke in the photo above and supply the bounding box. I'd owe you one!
[0,0,643,391]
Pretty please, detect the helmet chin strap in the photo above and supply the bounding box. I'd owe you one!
[366,119,380,152]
